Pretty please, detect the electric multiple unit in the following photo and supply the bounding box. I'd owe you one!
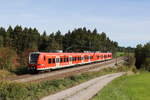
[28,52,112,71]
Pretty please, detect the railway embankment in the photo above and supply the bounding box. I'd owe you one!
[7,57,126,82]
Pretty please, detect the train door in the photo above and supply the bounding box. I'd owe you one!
[84,55,88,63]
[56,56,60,67]
[88,55,90,62]
[69,56,72,65]
[81,55,84,63]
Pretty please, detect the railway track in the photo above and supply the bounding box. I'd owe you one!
[7,57,126,83]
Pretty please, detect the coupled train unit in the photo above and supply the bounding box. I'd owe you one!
[28,52,112,71]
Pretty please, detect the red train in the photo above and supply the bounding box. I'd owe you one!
[28,52,112,71]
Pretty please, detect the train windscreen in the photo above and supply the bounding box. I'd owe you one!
[29,53,39,64]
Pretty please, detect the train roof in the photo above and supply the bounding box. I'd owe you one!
[30,52,112,56]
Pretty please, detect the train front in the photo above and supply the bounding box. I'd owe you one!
[28,52,45,71]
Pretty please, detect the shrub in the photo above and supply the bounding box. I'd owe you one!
[131,67,138,73]
[0,47,18,71]
[0,81,28,100]
[143,58,150,71]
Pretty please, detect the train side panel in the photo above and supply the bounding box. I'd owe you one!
[28,52,112,71]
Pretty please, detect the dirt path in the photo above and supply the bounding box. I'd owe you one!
[41,72,125,100]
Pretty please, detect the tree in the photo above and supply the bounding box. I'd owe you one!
[0,27,6,36]
[135,42,150,70]
[0,36,3,47]
[5,26,13,47]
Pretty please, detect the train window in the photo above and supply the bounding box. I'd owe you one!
[64,58,66,62]
[78,57,80,60]
[44,56,46,61]
[60,58,63,62]
[85,56,88,60]
[66,58,69,62]
[64,58,67,62]
[53,58,55,63]
[48,59,52,64]
[65,58,67,62]
[75,57,76,61]
[81,57,83,60]
[66,58,68,62]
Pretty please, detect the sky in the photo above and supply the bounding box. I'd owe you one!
[0,0,150,47]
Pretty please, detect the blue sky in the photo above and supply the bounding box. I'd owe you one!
[0,0,150,47]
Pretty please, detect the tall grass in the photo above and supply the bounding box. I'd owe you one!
[0,70,16,79]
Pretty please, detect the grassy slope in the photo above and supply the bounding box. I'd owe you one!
[0,66,128,100]
[92,71,150,100]
[0,70,16,79]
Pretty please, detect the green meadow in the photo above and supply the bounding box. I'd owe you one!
[92,71,150,100]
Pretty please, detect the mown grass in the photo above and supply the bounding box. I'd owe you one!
[0,65,130,100]
[92,71,150,100]
[116,52,126,57]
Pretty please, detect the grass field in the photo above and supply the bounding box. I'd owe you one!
[92,71,150,100]
[116,52,125,57]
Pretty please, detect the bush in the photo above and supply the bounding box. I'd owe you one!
[0,48,18,71]
[126,56,135,67]
[0,81,28,100]
[143,58,150,71]
[12,66,28,75]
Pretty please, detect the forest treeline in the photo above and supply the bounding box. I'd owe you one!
[0,25,125,71]
[135,42,150,70]
[0,25,118,53]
